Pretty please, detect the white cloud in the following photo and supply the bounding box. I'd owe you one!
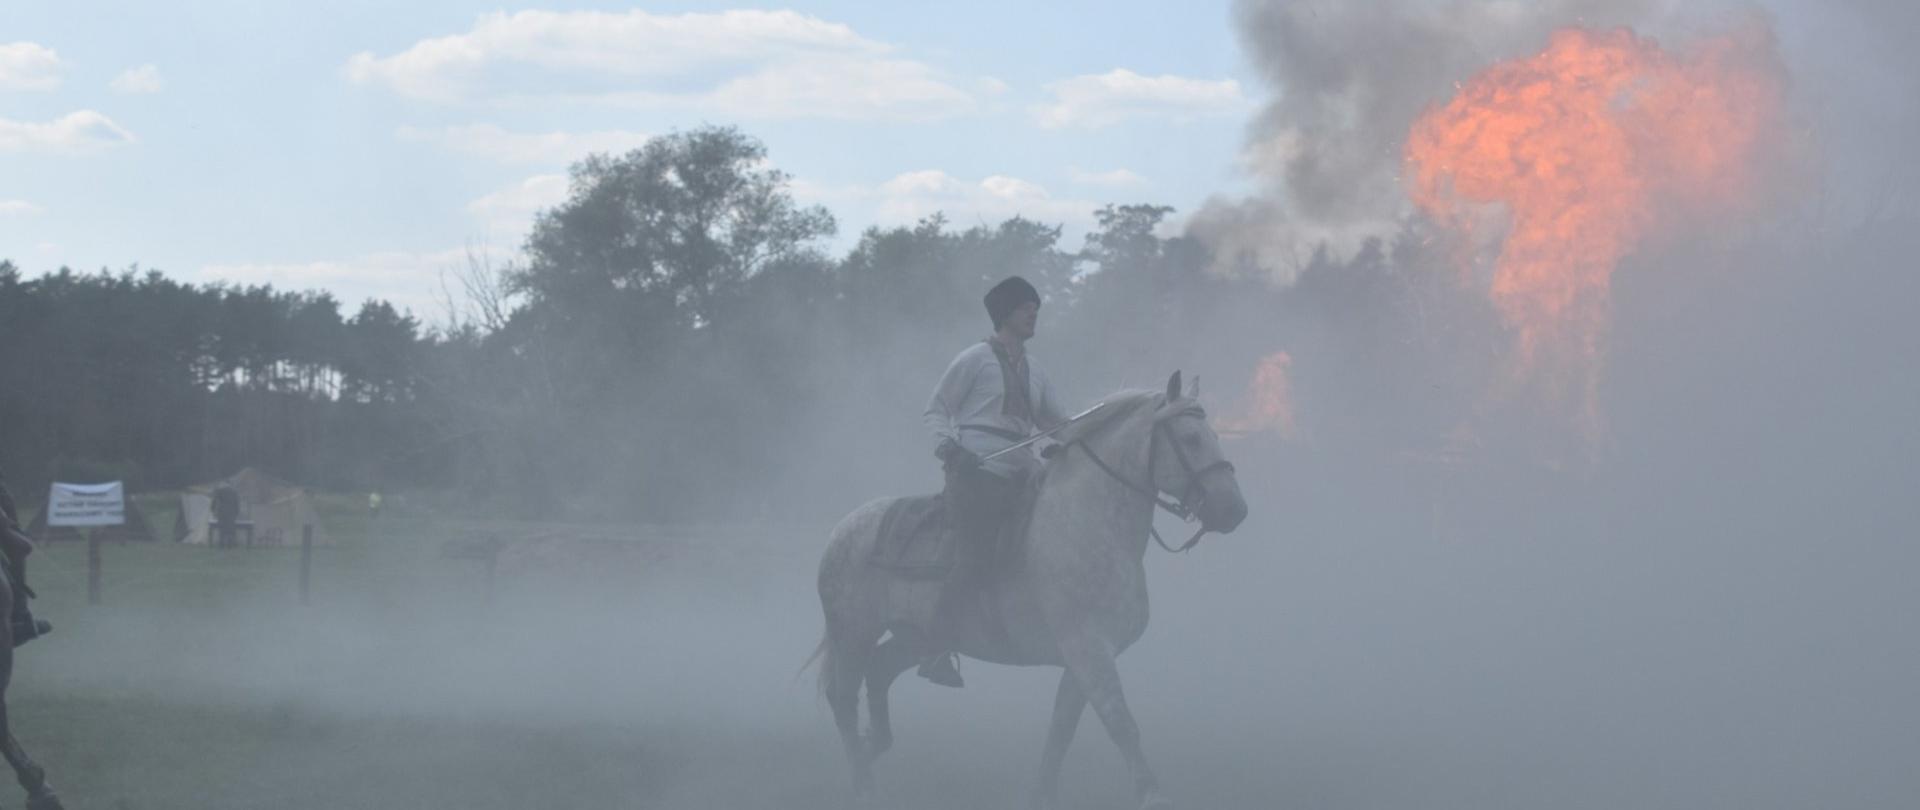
[346,9,979,121]
[0,110,137,153]
[865,170,1097,230]
[466,174,569,238]
[0,42,63,91]
[695,53,975,121]
[397,124,650,165]
[1069,167,1149,188]
[791,170,1098,231]
[1033,69,1244,129]
[0,200,43,216]
[111,64,165,94]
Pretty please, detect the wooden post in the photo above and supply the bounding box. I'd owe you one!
[299,524,312,606]
[86,530,101,605]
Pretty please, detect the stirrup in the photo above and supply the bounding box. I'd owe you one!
[916,652,964,688]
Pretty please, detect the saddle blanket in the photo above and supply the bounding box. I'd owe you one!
[865,468,1047,580]
[866,494,952,579]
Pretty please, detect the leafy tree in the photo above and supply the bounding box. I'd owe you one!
[514,126,836,338]
[474,127,838,515]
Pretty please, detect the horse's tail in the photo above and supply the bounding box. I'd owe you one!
[797,630,830,697]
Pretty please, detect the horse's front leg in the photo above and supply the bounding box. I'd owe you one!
[1030,667,1086,810]
[1058,634,1170,810]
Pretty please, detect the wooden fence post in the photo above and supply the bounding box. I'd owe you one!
[299,524,312,606]
[87,531,101,605]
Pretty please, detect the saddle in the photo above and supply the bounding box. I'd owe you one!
[867,494,951,579]
[866,469,1047,580]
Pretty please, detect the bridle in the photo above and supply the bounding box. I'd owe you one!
[1060,399,1236,553]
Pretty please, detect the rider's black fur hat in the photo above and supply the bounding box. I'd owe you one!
[984,276,1041,330]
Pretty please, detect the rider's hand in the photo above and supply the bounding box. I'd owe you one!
[937,440,982,471]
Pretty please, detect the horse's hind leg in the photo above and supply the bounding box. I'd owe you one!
[825,634,877,802]
[863,633,919,758]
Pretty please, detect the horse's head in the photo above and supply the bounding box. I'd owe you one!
[1148,371,1248,534]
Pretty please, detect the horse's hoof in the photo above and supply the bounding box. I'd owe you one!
[1138,789,1174,810]
[26,791,65,810]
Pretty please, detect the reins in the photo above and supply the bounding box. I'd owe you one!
[1058,400,1235,554]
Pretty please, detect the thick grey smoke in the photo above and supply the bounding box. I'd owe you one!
[1192,0,1675,281]
[1197,0,1920,280]
[1786,0,1920,223]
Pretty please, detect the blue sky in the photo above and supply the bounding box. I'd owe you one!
[1,1,1256,317]
[4,1,1909,322]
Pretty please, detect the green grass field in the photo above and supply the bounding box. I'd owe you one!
[3,500,745,810]
[0,500,1118,810]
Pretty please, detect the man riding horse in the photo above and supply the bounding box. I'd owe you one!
[919,275,1070,687]
[821,362,1248,808]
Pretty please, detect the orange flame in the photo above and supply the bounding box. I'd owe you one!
[1217,351,1297,440]
[1405,25,1785,440]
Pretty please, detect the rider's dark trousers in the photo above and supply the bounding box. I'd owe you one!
[929,465,1020,645]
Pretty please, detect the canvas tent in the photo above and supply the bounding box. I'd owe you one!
[175,468,332,547]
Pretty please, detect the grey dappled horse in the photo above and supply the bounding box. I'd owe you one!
[0,565,62,809]
[816,372,1248,809]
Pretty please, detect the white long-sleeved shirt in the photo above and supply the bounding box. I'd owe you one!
[923,340,1069,479]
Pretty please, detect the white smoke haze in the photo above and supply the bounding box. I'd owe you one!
[7,2,1919,809]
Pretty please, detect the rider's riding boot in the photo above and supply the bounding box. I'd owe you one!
[918,541,969,689]
[917,649,964,688]
[919,514,988,686]
[918,464,1017,688]
[917,579,967,688]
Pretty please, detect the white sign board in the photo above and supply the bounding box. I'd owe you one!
[47,481,126,527]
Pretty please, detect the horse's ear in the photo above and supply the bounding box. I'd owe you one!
[1187,375,1200,399]
[1166,371,1182,402]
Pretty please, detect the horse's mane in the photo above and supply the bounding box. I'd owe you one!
[1051,389,1164,447]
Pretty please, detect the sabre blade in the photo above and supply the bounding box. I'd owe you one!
[980,401,1107,462]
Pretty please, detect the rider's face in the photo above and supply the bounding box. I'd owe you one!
[1004,301,1039,340]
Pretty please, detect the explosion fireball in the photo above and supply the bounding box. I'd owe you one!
[1405,24,1786,442]
[1217,351,1297,440]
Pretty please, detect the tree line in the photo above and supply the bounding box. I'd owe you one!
[0,126,1466,521]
